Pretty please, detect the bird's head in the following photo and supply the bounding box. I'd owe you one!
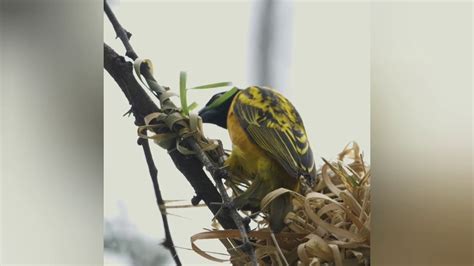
[198,87,240,129]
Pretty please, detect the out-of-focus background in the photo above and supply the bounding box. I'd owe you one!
[1,1,470,266]
[104,0,369,265]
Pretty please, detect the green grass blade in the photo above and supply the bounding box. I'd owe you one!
[180,71,188,115]
[207,87,239,109]
[189,82,233,90]
[187,102,198,111]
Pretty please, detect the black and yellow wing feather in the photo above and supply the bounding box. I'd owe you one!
[233,86,316,183]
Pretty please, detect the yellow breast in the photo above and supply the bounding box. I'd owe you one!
[227,96,266,174]
[226,91,298,191]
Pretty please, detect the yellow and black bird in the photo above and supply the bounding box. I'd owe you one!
[199,86,316,231]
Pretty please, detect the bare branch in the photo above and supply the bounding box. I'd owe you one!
[104,1,138,60]
[103,44,235,230]
[103,0,257,263]
[138,133,181,265]
[103,41,181,264]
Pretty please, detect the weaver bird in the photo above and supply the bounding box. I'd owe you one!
[199,86,316,231]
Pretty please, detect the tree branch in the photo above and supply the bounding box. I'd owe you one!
[104,43,235,230]
[103,43,181,264]
[103,0,257,263]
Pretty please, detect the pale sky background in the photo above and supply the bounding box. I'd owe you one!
[104,1,369,265]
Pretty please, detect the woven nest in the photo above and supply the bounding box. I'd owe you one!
[191,142,370,266]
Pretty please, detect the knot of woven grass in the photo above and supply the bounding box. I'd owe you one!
[137,111,220,156]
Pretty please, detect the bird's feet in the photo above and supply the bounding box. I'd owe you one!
[211,164,230,180]
[232,195,261,214]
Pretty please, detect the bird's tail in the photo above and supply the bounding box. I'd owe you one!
[305,166,318,188]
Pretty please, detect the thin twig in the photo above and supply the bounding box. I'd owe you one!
[104,0,257,264]
[186,140,256,263]
[104,1,138,60]
[271,232,289,266]
[139,134,182,266]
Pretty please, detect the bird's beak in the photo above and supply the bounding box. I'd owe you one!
[198,107,212,123]
[198,106,227,128]
[198,107,207,117]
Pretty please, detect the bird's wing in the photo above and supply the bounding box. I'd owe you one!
[233,86,316,181]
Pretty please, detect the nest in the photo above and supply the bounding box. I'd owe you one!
[191,142,370,265]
